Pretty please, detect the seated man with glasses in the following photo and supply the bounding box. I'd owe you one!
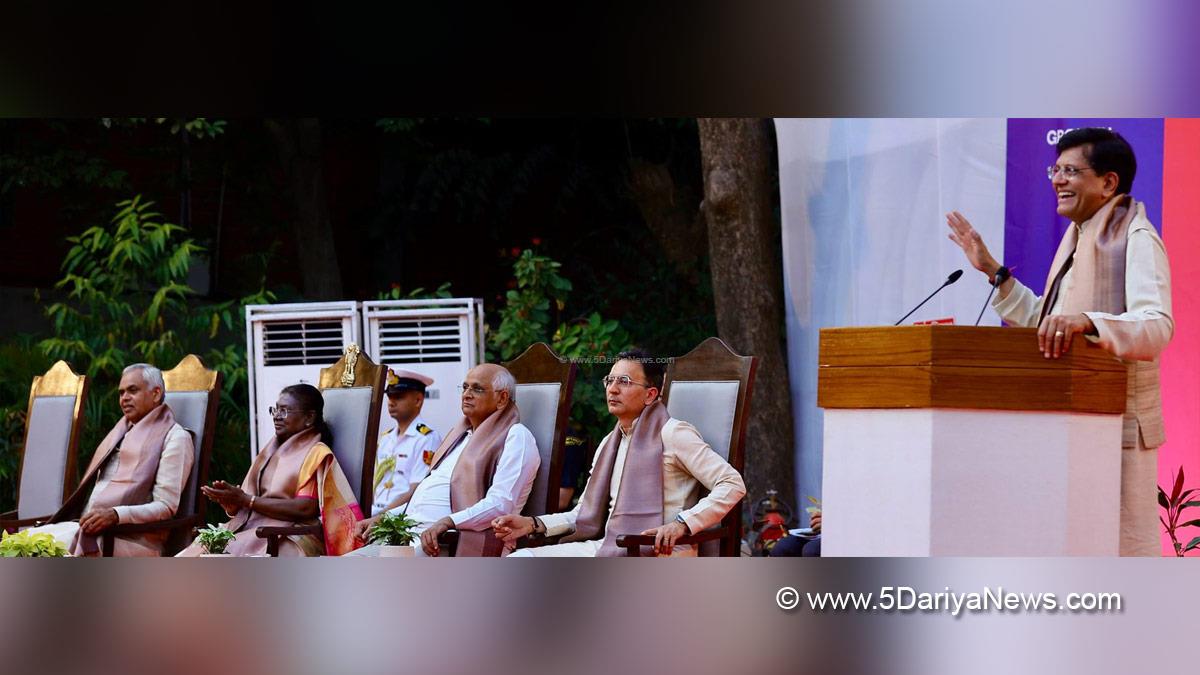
[495,349,746,557]
[946,127,1172,556]
[348,363,540,556]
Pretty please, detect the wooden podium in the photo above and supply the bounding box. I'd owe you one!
[818,325,1127,556]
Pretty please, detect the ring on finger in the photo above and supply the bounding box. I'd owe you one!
[1054,330,1065,338]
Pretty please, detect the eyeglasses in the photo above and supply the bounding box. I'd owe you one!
[1046,165,1096,180]
[459,383,491,396]
[268,406,311,419]
[602,375,653,389]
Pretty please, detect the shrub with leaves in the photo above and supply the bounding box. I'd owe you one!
[375,282,453,301]
[36,196,274,505]
[0,529,69,557]
[367,512,421,547]
[490,249,631,451]
[1159,466,1200,557]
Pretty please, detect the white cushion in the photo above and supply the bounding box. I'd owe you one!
[666,381,739,462]
[321,387,375,505]
[166,391,211,517]
[18,395,77,519]
[514,383,560,516]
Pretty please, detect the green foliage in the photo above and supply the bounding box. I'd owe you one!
[375,282,453,301]
[490,249,631,448]
[492,251,574,361]
[376,119,425,133]
[195,524,237,554]
[0,529,68,557]
[1159,466,1200,557]
[367,512,421,546]
[37,196,274,504]
[100,118,227,139]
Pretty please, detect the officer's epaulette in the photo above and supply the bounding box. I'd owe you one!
[416,423,432,435]
[380,428,394,438]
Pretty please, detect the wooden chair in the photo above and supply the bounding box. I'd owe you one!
[438,342,577,556]
[0,361,88,533]
[100,354,222,556]
[256,344,386,556]
[615,337,757,557]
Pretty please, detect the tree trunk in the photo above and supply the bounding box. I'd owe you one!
[697,118,797,514]
[265,119,343,300]
[628,158,707,283]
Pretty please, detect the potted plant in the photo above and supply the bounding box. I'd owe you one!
[0,530,69,557]
[367,512,421,557]
[195,524,237,556]
[1159,466,1200,557]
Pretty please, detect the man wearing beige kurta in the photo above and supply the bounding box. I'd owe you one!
[28,364,194,556]
[496,350,745,557]
[947,128,1171,556]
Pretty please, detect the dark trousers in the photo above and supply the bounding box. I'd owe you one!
[769,534,821,557]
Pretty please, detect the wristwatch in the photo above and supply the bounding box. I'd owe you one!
[674,513,691,534]
[530,516,546,535]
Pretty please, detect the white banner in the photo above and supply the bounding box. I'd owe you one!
[775,119,1008,511]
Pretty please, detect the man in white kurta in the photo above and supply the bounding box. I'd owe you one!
[947,127,1171,556]
[348,364,539,556]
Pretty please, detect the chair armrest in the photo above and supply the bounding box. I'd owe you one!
[516,532,564,549]
[100,515,206,556]
[436,529,460,557]
[615,526,730,557]
[255,524,323,557]
[1,514,53,533]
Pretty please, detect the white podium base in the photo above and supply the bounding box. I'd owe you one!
[821,408,1122,556]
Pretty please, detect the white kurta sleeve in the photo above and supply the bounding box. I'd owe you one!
[991,278,1046,328]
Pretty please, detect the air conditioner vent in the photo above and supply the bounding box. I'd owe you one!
[262,320,346,366]
[377,317,462,364]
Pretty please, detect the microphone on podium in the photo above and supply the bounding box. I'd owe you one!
[973,265,1012,326]
[893,269,963,326]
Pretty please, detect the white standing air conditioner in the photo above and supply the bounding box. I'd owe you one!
[245,302,360,457]
[361,298,486,437]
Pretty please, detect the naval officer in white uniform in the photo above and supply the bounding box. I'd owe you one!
[371,368,442,515]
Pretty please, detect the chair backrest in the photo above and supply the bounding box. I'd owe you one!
[318,344,386,516]
[162,354,223,523]
[504,343,577,517]
[16,361,88,519]
[661,337,757,557]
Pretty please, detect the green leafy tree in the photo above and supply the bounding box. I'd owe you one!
[490,250,631,450]
[38,196,273,495]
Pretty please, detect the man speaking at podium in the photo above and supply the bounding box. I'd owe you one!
[946,128,1172,556]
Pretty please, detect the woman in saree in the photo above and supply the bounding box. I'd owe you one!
[178,383,363,556]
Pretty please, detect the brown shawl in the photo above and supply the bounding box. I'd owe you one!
[1039,194,1135,325]
[1039,194,1165,448]
[427,402,520,556]
[562,399,671,557]
[51,403,178,555]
